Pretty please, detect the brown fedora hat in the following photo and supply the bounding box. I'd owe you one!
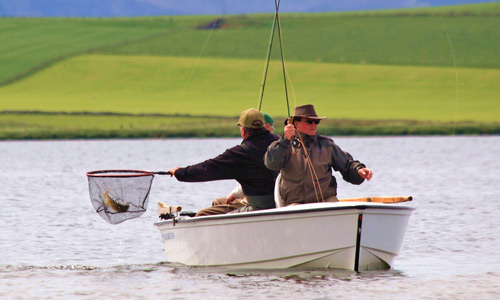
[292,104,326,120]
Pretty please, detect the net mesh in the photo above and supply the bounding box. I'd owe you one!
[87,170,155,224]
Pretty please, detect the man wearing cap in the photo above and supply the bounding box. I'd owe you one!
[222,112,275,205]
[265,104,373,206]
[167,108,279,216]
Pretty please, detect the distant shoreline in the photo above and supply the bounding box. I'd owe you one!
[1,111,498,140]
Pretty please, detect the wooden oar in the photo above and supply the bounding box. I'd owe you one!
[338,196,412,203]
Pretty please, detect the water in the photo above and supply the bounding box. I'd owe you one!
[1,136,499,299]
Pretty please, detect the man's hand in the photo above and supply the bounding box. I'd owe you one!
[284,124,296,140]
[358,168,373,181]
[166,167,180,178]
[225,193,236,204]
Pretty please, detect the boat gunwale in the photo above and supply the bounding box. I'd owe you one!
[154,202,414,226]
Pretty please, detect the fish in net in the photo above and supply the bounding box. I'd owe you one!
[87,170,156,224]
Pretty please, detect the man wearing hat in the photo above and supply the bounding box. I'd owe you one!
[167,108,279,215]
[265,104,373,206]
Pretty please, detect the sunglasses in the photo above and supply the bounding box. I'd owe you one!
[304,119,320,125]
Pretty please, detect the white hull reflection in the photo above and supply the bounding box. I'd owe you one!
[155,202,413,271]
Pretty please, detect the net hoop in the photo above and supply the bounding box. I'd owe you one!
[86,170,154,178]
[86,169,155,224]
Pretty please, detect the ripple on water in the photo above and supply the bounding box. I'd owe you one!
[1,137,500,299]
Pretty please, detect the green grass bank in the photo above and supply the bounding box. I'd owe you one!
[1,111,498,140]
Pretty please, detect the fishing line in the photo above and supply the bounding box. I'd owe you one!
[438,14,460,136]
[160,0,227,139]
[285,68,298,110]
[288,126,324,203]
[293,128,325,203]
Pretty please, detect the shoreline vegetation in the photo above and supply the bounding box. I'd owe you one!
[1,111,498,140]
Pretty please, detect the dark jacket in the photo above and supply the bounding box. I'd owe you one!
[265,133,366,205]
[175,130,279,197]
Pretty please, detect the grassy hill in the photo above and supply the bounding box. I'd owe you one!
[1,3,499,85]
[99,4,500,69]
[1,3,499,138]
[0,16,211,85]
[1,55,498,121]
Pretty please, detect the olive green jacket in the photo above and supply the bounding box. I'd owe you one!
[264,134,366,205]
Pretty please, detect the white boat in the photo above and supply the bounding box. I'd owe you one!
[154,201,413,271]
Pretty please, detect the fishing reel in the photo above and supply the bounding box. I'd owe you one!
[292,137,302,149]
[285,117,302,149]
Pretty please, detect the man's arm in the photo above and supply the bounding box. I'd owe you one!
[169,148,238,182]
[264,136,291,171]
[329,141,367,185]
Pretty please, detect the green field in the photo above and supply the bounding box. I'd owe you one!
[100,8,500,69]
[0,16,211,85]
[1,3,499,139]
[1,54,499,121]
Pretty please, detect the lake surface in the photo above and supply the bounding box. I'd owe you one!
[1,136,499,299]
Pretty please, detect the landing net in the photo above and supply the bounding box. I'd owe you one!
[87,170,155,224]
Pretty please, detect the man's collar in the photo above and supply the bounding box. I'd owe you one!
[297,132,317,145]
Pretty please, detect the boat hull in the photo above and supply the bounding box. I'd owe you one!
[154,202,413,271]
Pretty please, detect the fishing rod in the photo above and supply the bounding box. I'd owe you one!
[273,0,291,118]
[257,1,279,111]
[257,0,291,118]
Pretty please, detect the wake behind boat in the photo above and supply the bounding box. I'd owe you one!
[155,200,413,271]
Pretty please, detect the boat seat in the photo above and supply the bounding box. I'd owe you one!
[274,173,285,208]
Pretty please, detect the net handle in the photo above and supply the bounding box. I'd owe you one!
[153,171,172,175]
[86,170,171,177]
